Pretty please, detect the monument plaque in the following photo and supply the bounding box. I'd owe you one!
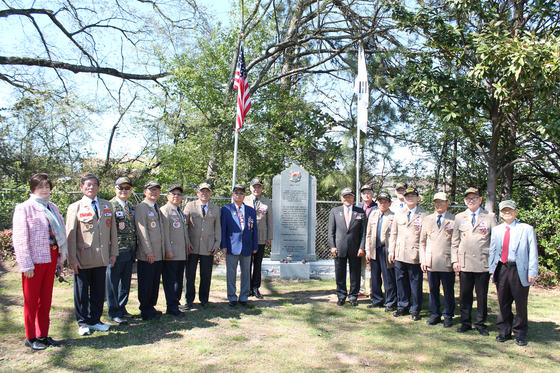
[271,164,316,261]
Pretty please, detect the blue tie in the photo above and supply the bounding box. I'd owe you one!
[407,211,411,222]
[437,214,442,229]
[376,214,383,248]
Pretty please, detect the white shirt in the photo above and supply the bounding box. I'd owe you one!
[503,220,518,263]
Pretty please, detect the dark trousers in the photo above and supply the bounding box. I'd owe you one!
[162,260,186,312]
[334,255,361,301]
[459,271,490,329]
[185,254,214,304]
[369,245,397,307]
[74,266,106,327]
[495,263,530,339]
[428,271,455,319]
[394,261,423,313]
[106,250,134,318]
[137,260,163,318]
[250,244,265,290]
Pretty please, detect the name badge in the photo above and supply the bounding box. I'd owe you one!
[79,212,93,218]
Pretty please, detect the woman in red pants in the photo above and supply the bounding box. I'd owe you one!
[12,173,68,350]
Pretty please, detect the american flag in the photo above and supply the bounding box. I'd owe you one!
[233,44,251,131]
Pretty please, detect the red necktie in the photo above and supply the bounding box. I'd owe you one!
[345,207,350,229]
[501,226,510,263]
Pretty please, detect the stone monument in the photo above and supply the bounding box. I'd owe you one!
[271,164,316,262]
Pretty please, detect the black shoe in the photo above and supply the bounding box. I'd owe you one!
[476,328,489,336]
[253,289,264,299]
[496,334,512,343]
[141,315,160,321]
[337,299,345,306]
[393,308,409,317]
[240,301,248,306]
[384,306,396,312]
[166,310,185,317]
[516,338,527,346]
[457,324,471,333]
[200,302,209,308]
[155,310,163,316]
[443,318,453,328]
[426,316,441,325]
[108,317,128,325]
[122,311,134,319]
[178,303,192,311]
[349,300,358,307]
[411,312,421,321]
[25,339,47,350]
[36,336,62,347]
[367,303,383,309]
[229,301,237,307]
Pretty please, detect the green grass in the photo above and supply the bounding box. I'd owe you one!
[1,261,559,372]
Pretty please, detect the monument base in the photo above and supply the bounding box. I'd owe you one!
[213,259,338,280]
[280,263,310,281]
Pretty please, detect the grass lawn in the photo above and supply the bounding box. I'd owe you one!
[1,260,559,373]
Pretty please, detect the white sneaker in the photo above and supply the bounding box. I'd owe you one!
[78,326,91,336]
[89,322,110,332]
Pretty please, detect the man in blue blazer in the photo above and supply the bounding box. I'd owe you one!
[221,184,258,307]
[489,200,539,346]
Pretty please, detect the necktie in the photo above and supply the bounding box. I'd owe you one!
[254,198,259,210]
[124,203,132,219]
[238,207,244,229]
[501,226,510,263]
[472,213,476,226]
[345,207,351,229]
[92,201,99,219]
[376,214,384,248]
[202,204,206,217]
[407,211,411,222]
[437,214,442,229]
[177,207,185,223]
[153,203,159,218]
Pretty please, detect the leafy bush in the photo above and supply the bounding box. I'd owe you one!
[0,229,14,261]
[518,200,560,285]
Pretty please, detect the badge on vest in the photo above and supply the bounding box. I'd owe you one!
[173,221,181,228]
[151,221,157,228]
[116,211,124,217]
[172,210,177,215]
[148,211,155,217]
[106,219,111,227]
[119,222,125,230]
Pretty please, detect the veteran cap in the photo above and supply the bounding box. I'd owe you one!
[404,187,419,196]
[395,182,408,190]
[464,187,480,197]
[250,178,263,186]
[340,187,355,197]
[499,200,517,210]
[168,185,183,194]
[360,184,373,192]
[232,184,246,193]
[115,177,132,186]
[377,192,391,201]
[144,180,161,190]
[197,182,212,192]
[433,192,448,201]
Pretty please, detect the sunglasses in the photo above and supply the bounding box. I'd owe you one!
[117,186,132,190]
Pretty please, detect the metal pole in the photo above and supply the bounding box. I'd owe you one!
[232,129,239,190]
[356,126,361,206]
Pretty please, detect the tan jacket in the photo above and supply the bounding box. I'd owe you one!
[66,197,119,269]
[160,202,189,261]
[135,200,169,262]
[451,208,496,273]
[244,195,273,245]
[365,209,395,268]
[388,206,429,264]
[183,200,221,255]
[420,211,455,272]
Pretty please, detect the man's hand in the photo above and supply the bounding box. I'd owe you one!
[357,249,365,258]
[453,262,461,273]
[421,264,427,273]
[388,252,395,263]
[221,248,227,255]
[70,262,82,274]
[528,275,536,284]
[24,270,34,278]
[331,248,338,258]
[253,250,258,254]
[165,252,174,259]
[211,247,219,256]
[109,256,117,268]
[146,252,155,264]
[366,253,371,261]
[188,243,193,255]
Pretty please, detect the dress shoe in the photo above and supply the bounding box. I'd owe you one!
[155,310,163,316]
[349,300,358,307]
[25,339,47,350]
[108,317,128,325]
[200,302,209,308]
[496,334,512,343]
[178,303,192,311]
[516,338,527,346]
[367,303,383,309]
[239,301,248,306]
[384,306,396,312]
[457,324,472,333]
[166,310,185,317]
[426,316,441,325]
[141,315,160,321]
[228,300,237,307]
[253,289,264,299]
[443,318,453,328]
[337,299,345,306]
[476,328,489,336]
[411,312,421,321]
[89,322,110,332]
[122,311,134,319]
[78,326,91,336]
[393,308,409,317]
[36,336,62,347]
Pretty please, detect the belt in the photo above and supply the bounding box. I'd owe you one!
[376,245,386,250]
[502,261,516,268]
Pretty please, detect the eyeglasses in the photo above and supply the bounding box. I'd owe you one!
[169,192,183,196]
[233,191,245,195]
[117,186,132,190]
[465,197,480,202]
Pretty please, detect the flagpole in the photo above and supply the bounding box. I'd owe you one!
[356,125,361,206]
[232,128,239,190]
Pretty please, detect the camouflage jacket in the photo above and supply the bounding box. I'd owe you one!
[110,197,137,252]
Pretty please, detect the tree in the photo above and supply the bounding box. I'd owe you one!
[388,0,560,210]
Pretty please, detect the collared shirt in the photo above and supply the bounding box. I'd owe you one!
[362,201,377,217]
[201,202,209,215]
[503,220,518,263]
[235,203,245,228]
[114,196,127,209]
[468,207,481,222]
[82,195,100,217]
[344,204,353,216]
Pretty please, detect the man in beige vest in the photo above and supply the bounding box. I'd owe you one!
[136,180,169,321]
[244,178,273,299]
[365,192,396,311]
[420,192,456,327]
[452,187,496,336]
[66,174,118,336]
[388,187,428,320]
[161,185,189,317]
[182,183,221,309]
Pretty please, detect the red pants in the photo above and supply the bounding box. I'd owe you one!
[21,249,58,339]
